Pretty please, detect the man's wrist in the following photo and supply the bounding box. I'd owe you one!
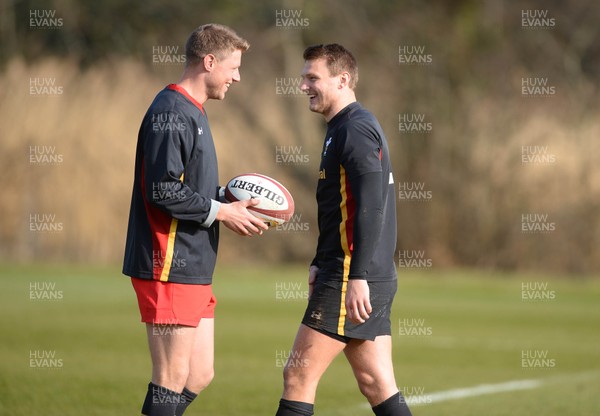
[202,199,221,227]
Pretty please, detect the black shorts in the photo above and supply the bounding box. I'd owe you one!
[301,278,397,343]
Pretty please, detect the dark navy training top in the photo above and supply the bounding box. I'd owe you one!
[123,85,221,284]
[312,102,397,282]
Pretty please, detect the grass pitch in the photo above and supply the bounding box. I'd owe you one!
[1,264,599,415]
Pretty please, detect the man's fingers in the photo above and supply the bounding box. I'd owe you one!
[239,221,264,236]
[308,266,318,300]
[244,206,269,231]
[346,303,371,324]
[365,300,373,315]
[347,306,360,323]
[252,217,269,231]
[350,309,363,324]
[242,198,261,207]
[230,201,269,235]
[356,303,369,322]
[236,224,252,236]
[246,224,264,236]
[223,219,261,236]
[347,300,371,323]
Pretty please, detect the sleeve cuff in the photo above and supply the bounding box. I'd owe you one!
[201,199,221,228]
[348,272,367,280]
[218,186,227,203]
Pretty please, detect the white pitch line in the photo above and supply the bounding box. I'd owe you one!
[403,370,600,406]
[354,371,600,411]
[359,378,542,409]
[404,378,542,406]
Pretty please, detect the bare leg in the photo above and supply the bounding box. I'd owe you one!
[185,318,215,393]
[343,335,399,406]
[146,323,197,392]
[281,324,347,403]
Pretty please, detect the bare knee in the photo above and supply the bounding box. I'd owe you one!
[282,364,302,390]
[154,364,190,392]
[355,371,377,398]
[355,371,396,404]
[187,367,214,393]
[282,363,316,395]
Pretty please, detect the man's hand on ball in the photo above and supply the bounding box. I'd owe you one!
[217,199,268,236]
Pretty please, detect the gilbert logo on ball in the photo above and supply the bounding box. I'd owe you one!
[225,173,295,226]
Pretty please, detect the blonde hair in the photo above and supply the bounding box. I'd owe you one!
[185,23,250,66]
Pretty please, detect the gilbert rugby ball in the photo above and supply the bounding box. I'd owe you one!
[224,173,295,226]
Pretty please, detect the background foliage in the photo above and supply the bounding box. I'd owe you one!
[1,0,599,274]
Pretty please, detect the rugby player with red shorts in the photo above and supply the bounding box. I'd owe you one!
[123,24,267,416]
[274,44,413,416]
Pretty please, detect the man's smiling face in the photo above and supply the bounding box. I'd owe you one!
[300,58,342,120]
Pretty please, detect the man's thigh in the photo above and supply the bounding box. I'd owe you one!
[282,324,347,403]
[146,323,197,390]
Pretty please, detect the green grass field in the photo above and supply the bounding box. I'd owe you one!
[1,264,599,415]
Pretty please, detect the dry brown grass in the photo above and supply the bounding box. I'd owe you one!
[1,58,598,274]
[0,58,320,265]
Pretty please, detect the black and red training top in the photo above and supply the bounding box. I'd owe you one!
[312,102,397,283]
[123,85,222,284]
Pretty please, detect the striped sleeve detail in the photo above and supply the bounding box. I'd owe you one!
[141,161,183,282]
[159,217,179,282]
[337,165,355,335]
[158,172,185,281]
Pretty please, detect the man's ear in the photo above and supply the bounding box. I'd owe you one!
[203,54,217,72]
[339,72,351,89]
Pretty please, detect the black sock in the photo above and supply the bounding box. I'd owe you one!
[372,391,413,416]
[141,382,182,416]
[175,387,198,416]
[275,398,314,416]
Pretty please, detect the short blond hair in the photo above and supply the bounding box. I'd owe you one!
[185,23,250,66]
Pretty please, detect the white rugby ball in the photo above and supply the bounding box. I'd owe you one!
[224,173,295,226]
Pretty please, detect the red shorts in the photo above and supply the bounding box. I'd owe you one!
[131,278,216,327]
